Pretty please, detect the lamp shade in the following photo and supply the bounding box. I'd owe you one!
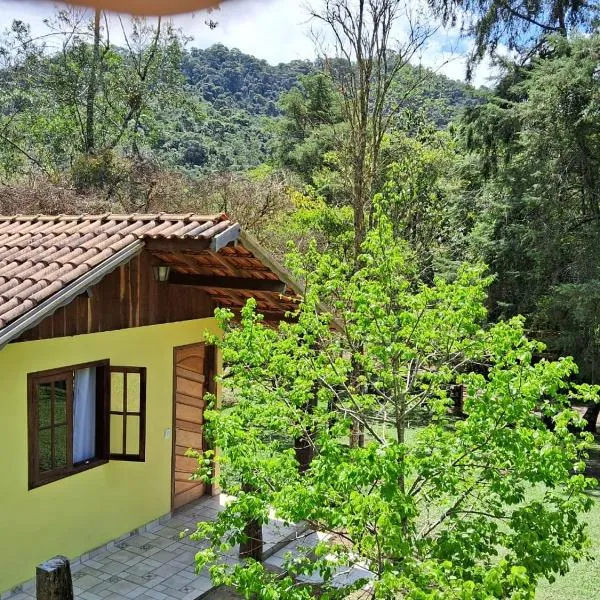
[152,265,171,282]
[22,0,224,16]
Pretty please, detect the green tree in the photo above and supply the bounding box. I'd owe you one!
[276,72,344,187]
[310,0,437,261]
[461,34,600,428]
[0,9,188,183]
[190,208,597,598]
[428,0,599,78]
[375,128,467,280]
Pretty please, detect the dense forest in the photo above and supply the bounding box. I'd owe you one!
[0,38,477,175]
[172,44,481,172]
[0,5,599,418]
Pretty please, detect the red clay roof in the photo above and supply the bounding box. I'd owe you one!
[0,213,235,330]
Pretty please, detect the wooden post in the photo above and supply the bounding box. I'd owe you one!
[36,556,74,600]
[583,402,600,434]
[294,387,318,473]
[294,436,315,473]
[239,517,263,562]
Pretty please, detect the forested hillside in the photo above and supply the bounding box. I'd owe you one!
[183,45,314,116]
[157,44,482,172]
[0,24,480,175]
[182,44,479,121]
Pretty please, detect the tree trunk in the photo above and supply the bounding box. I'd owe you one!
[350,417,360,448]
[294,434,315,473]
[450,384,465,418]
[85,9,101,154]
[294,388,318,472]
[239,482,263,562]
[352,143,367,265]
[358,421,365,447]
[349,419,365,447]
[36,556,74,600]
[583,403,600,434]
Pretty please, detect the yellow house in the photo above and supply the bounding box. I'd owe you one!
[0,213,298,596]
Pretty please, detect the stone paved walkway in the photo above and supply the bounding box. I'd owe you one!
[9,495,299,600]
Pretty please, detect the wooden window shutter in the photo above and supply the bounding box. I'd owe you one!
[109,366,147,461]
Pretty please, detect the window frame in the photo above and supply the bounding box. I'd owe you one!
[28,360,110,490]
[108,366,147,462]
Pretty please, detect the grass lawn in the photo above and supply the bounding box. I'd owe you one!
[535,488,600,599]
[221,401,600,598]
[365,422,600,598]
[536,440,600,600]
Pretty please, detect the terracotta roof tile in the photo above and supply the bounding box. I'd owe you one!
[141,220,178,237]
[0,300,35,327]
[184,221,219,238]
[0,212,230,331]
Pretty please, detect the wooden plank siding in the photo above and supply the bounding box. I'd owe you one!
[14,251,215,343]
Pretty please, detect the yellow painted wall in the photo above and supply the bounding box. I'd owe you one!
[0,318,220,593]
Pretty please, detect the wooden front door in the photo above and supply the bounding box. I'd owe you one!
[172,343,215,510]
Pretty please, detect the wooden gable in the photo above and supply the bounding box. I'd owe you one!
[15,250,215,342]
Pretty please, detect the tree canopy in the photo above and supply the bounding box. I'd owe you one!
[428,0,599,77]
[193,209,597,598]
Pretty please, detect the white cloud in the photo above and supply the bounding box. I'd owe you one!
[174,1,315,63]
[416,32,500,87]
[1,0,316,63]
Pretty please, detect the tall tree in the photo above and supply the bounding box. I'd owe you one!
[0,8,187,181]
[309,0,436,260]
[191,207,597,598]
[85,9,102,154]
[428,0,599,77]
[374,127,466,281]
[461,34,600,429]
[276,72,343,186]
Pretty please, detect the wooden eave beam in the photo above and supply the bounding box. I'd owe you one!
[229,308,297,323]
[168,273,287,293]
[205,250,251,278]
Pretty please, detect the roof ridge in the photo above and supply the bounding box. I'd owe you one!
[0,212,229,222]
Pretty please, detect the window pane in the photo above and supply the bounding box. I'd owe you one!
[126,373,141,412]
[54,381,67,425]
[111,372,124,412]
[54,425,68,468]
[109,366,146,461]
[110,414,123,455]
[39,429,52,472]
[126,416,140,455]
[38,383,52,428]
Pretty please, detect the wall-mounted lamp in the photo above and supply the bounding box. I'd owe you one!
[152,265,171,282]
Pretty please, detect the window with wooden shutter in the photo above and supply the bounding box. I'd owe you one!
[28,360,109,489]
[109,367,147,461]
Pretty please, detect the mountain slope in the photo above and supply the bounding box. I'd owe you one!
[158,44,484,173]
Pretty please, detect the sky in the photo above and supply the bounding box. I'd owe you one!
[0,0,497,86]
